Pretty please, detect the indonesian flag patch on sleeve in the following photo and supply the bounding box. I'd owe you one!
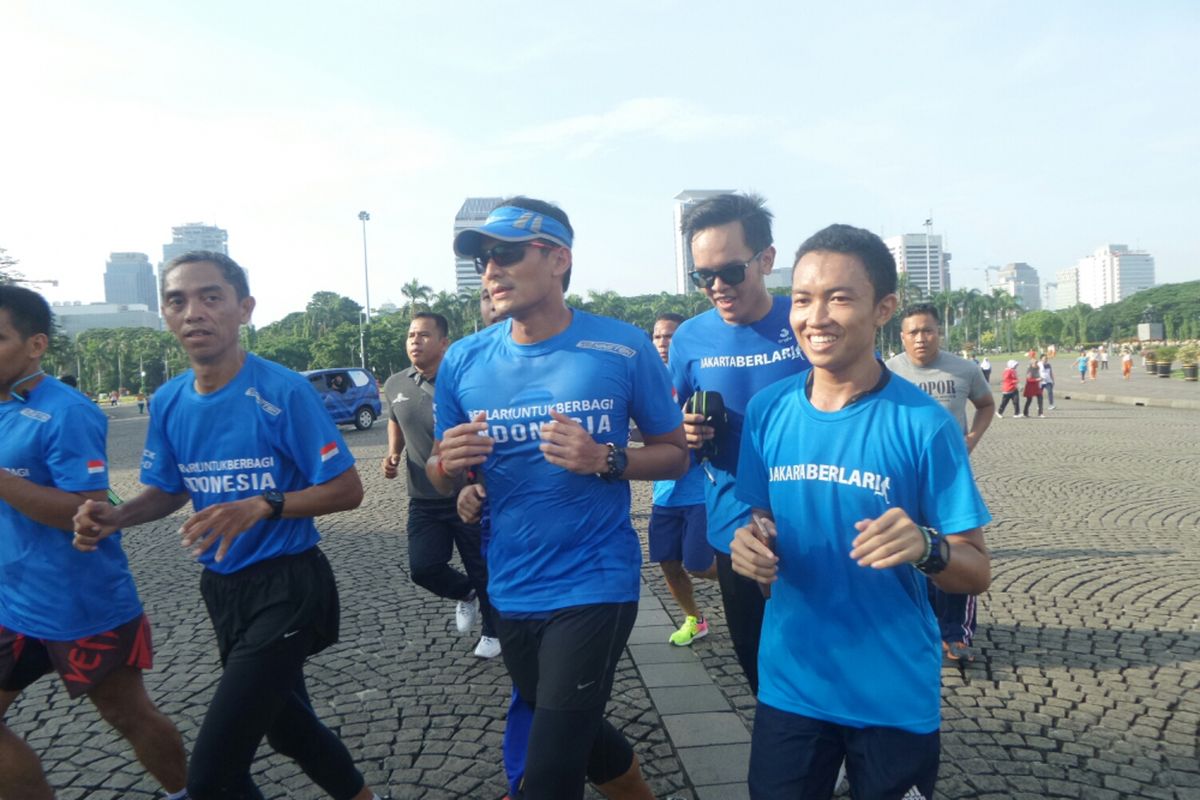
[319,442,339,462]
[86,459,106,475]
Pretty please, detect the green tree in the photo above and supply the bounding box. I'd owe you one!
[0,248,21,284]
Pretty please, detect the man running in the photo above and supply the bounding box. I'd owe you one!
[731,224,991,798]
[429,197,687,800]
[886,303,994,662]
[648,313,715,647]
[383,312,497,658]
[0,285,188,800]
[74,252,384,800]
[668,192,809,693]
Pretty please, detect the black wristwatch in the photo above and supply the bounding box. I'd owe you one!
[915,525,950,575]
[262,490,285,521]
[599,443,628,482]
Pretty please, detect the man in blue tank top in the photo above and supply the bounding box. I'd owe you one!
[668,193,810,693]
[428,197,688,800]
[74,253,384,800]
[0,285,188,800]
[730,224,992,799]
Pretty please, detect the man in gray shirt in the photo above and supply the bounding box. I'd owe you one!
[886,303,994,662]
[382,312,498,658]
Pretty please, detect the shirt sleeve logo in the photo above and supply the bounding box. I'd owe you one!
[319,442,340,462]
[87,459,106,475]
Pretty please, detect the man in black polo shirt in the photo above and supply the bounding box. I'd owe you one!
[382,312,497,657]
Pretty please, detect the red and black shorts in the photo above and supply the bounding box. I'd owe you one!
[0,614,153,700]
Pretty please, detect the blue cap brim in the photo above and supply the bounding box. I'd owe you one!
[453,205,573,257]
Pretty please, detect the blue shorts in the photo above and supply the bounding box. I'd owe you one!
[648,504,713,572]
[749,702,940,800]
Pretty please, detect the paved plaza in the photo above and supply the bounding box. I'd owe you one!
[7,373,1199,799]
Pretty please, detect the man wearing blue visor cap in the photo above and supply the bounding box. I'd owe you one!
[429,197,689,800]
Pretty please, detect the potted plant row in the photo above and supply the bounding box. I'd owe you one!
[1179,344,1199,382]
[1155,347,1177,378]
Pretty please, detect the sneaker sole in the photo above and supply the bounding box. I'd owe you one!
[669,628,709,647]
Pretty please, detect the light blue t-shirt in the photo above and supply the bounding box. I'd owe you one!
[651,457,706,507]
[434,309,682,613]
[737,371,991,733]
[669,295,809,552]
[0,377,143,639]
[140,353,357,575]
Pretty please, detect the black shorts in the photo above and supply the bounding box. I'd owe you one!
[0,614,153,699]
[200,547,340,666]
[496,602,637,712]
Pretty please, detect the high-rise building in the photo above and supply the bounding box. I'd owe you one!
[1053,267,1079,310]
[51,301,162,337]
[996,262,1041,310]
[162,223,228,266]
[673,190,733,293]
[453,197,504,294]
[1074,244,1155,308]
[884,233,951,298]
[104,252,158,312]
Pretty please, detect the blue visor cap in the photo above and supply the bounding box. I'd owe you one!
[453,205,573,258]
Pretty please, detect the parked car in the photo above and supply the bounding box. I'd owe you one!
[302,367,381,430]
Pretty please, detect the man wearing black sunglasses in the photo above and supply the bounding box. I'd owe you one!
[428,197,688,800]
[668,193,810,695]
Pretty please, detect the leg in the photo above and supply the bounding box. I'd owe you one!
[502,686,534,796]
[843,724,939,799]
[1022,396,1031,416]
[87,666,187,794]
[660,560,701,619]
[716,551,766,694]
[0,690,54,800]
[593,734,652,800]
[747,702,843,799]
[408,500,474,601]
[446,507,496,637]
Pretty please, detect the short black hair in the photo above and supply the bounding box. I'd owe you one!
[494,196,574,291]
[900,303,940,324]
[793,224,897,301]
[681,193,774,254]
[161,251,250,300]
[0,284,52,339]
[412,311,449,338]
[655,312,685,325]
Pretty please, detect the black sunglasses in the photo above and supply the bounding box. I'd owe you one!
[473,241,556,275]
[688,252,761,290]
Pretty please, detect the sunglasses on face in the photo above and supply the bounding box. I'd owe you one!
[473,241,556,275]
[688,253,761,289]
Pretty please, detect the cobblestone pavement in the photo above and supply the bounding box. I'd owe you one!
[7,395,1199,799]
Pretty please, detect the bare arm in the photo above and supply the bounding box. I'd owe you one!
[0,470,109,532]
[73,486,191,551]
[427,412,492,496]
[966,394,995,453]
[849,507,990,594]
[382,418,405,479]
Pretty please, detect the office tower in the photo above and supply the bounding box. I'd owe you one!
[884,233,951,297]
[104,252,158,312]
[673,190,733,294]
[454,197,504,294]
[1075,245,1155,308]
[996,262,1041,310]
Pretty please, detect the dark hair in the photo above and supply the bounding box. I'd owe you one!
[680,193,774,254]
[793,224,897,301]
[655,312,685,325]
[59,374,78,387]
[900,303,940,324]
[161,251,250,300]
[494,196,574,291]
[412,311,449,338]
[0,284,52,338]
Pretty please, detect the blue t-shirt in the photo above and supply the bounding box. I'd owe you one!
[0,377,143,639]
[651,458,706,507]
[434,309,682,613]
[737,372,992,733]
[140,353,357,574]
[669,295,809,552]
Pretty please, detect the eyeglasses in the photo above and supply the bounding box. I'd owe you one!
[473,241,557,275]
[688,252,761,289]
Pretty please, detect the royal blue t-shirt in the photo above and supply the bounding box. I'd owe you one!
[140,354,357,575]
[737,372,991,733]
[669,295,809,552]
[0,377,143,639]
[434,309,682,613]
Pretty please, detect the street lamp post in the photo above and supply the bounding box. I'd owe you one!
[358,211,371,370]
[923,216,933,300]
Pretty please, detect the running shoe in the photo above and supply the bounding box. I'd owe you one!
[1038,414,1045,418]
[456,593,479,634]
[1049,405,1056,410]
[669,615,708,646]
[473,635,502,659]
[945,641,975,662]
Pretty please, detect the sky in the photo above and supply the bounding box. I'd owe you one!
[2,0,1197,325]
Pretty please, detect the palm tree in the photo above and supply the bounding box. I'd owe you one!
[401,280,434,310]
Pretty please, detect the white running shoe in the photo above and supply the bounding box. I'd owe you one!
[1038,414,1046,418]
[456,593,479,634]
[1014,413,1023,418]
[473,635,502,658]
[1049,405,1056,410]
